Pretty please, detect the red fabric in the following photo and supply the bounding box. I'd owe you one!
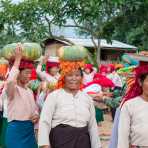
[121,64,148,106]
[140,61,148,66]
[84,64,93,71]
[31,69,37,80]
[46,61,59,72]
[99,65,108,75]
[107,64,115,73]
[9,59,34,69]
[83,73,114,88]
[87,91,97,95]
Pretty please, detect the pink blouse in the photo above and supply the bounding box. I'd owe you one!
[4,66,38,122]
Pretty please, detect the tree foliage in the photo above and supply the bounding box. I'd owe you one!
[0,0,121,64]
[109,0,148,50]
[0,0,147,53]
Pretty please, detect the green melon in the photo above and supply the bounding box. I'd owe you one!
[57,45,88,61]
[0,57,9,65]
[28,79,40,91]
[2,42,42,61]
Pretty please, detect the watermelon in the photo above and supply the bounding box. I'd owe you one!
[47,82,57,90]
[28,79,40,91]
[2,42,42,61]
[57,45,88,61]
[0,57,8,65]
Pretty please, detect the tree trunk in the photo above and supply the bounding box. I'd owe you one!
[96,39,101,66]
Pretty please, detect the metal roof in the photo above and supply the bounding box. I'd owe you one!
[66,38,137,50]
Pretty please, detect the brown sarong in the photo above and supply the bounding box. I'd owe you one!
[49,124,91,148]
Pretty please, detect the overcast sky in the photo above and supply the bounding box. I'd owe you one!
[12,0,21,3]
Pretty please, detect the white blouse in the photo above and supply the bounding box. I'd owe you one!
[107,72,123,88]
[38,89,101,148]
[36,65,60,83]
[83,68,97,85]
[118,96,148,148]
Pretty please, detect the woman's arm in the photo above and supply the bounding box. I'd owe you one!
[88,98,101,148]
[36,91,47,110]
[36,53,49,81]
[6,44,22,99]
[38,92,56,147]
[117,103,130,148]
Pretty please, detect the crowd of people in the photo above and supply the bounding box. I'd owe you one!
[0,44,148,148]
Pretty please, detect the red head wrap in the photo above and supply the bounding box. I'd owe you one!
[46,57,60,73]
[88,73,115,88]
[84,64,93,71]
[46,61,59,72]
[9,59,34,70]
[99,65,108,75]
[107,64,115,73]
[121,64,148,106]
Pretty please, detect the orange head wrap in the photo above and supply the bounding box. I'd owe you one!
[56,60,85,89]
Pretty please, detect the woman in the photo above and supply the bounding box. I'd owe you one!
[83,63,97,85]
[4,45,39,148]
[38,55,101,148]
[109,58,148,148]
[118,72,148,148]
[36,54,60,85]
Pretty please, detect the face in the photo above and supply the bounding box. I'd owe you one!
[64,69,82,90]
[84,68,91,74]
[48,66,59,76]
[19,69,32,85]
[107,67,111,74]
[142,75,148,96]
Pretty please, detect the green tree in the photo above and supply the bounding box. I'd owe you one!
[109,0,148,51]
[0,0,20,48]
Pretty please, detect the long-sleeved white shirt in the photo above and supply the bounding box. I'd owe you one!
[118,96,148,148]
[83,68,97,85]
[38,89,101,148]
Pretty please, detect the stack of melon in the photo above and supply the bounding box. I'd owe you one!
[0,57,9,77]
[57,45,88,61]
[2,42,42,61]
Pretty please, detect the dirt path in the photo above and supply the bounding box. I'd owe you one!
[99,113,113,148]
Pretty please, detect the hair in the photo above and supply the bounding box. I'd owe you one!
[19,68,25,72]
[79,68,83,77]
[140,73,148,84]
[19,68,32,72]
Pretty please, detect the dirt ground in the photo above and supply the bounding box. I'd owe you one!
[99,113,113,148]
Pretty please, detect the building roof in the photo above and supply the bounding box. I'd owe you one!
[66,38,137,50]
[43,38,137,51]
